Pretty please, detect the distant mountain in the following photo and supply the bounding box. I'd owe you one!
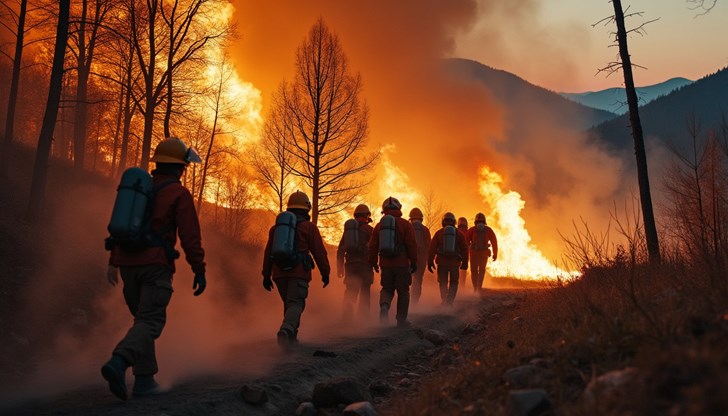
[591,67,728,150]
[445,58,618,134]
[561,77,694,114]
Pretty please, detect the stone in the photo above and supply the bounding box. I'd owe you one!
[503,365,550,389]
[295,402,317,416]
[368,380,393,397]
[239,384,268,405]
[418,329,448,346]
[343,401,377,416]
[507,389,552,416]
[583,367,640,404]
[397,378,412,388]
[312,377,372,408]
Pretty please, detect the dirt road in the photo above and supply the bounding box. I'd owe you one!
[1,289,519,416]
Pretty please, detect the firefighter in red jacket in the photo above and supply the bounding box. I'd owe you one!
[408,207,431,305]
[102,137,206,401]
[466,212,498,293]
[428,212,469,306]
[457,217,469,286]
[262,191,331,349]
[337,204,375,321]
[368,197,418,327]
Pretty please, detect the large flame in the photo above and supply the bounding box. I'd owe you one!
[478,166,576,280]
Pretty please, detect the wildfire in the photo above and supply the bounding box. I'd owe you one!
[478,166,576,280]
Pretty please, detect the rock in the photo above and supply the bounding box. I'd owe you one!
[507,389,552,416]
[239,384,268,405]
[368,380,393,397]
[503,365,550,389]
[418,329,448,346]
[406,372,421,378]
[343,401,377,416]
[269,384,283,392]
[312,377,372,407]
[397,378,412,388]
[313,350,338,357]
[461,324,478,335]
[583,367,640,404]
[295,402,317,416]
[512,316,524,324]
[528,358,551,368]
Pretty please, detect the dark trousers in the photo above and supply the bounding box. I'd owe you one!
[437,264,459,305]
[275,277,309,338]
[471,257,488,291]
[114,264,173,376]
[379,266,411,324]
[411,261,427,304]
[343,262,373,321]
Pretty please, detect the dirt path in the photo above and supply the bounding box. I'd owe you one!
[2,289,519,416]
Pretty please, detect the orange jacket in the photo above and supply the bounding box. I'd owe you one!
[411,220,432,265]
[262,211,331,281]
[368,209,418,268]
[109,173,206,274]
[337,218,374,271]
[428,227,469,268]
[466,224,498,259]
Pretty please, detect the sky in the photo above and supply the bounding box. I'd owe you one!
[455,0,728,92]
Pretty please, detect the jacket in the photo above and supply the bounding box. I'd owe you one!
[368,209,418,268]
[411,220,431,266]
[337,218,374,271]
[428,227,469,268]
[109,172,206,274]
[466,223,498,259]
[262,210,331,281]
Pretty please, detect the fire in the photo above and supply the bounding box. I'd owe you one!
[478,166,576,280]
[377,144,423,217]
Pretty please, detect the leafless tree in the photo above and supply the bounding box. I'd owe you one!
[596,1,661,263]
[687,0,718,15]
[419,186,445,231]
[275,18,378,224]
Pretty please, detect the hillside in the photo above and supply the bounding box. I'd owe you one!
[444,58,618,134]
[591,67,728,150]
[561,77,693,114]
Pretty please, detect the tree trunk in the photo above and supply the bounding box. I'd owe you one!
[612,0,661,263]
[72,0,89,170]
[28,0,71,221]
[139,5,157,171]
[1,0,28,178]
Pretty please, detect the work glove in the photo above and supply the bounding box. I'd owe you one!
[493,254,497,261]
[460,262,468,270]
[263,276,274,292]
[427,264,435,273]
[409,264,417,275]
[107,265,119,287]
[193,273,206,296]
[372,264,380,273]
[322,274,330,288]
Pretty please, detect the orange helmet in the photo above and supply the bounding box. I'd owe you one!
[382,196,402,211]
[287,191,312,211]
[409,207,423,221]
[151,137,201,165]
[354,204,371,217]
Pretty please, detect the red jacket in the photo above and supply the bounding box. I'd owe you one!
[428,227,469,268]
[337,218,374,271]
[411,220,432,266]
[368,209,418,268]
[109,173,206,274]
[466,224,498,259]
[262,211,331,281]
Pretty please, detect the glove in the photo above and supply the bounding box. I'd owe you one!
[263,276,274,292]
[372,264,380,273]
[460,262,468,270]
[493,254,497,261]
[193,273,206,296]
[409,264,417,274]
[427,264,435,273]
[322,274,330,288]
[107,265,119,286]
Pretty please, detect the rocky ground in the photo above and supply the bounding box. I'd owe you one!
[0,289,521,416]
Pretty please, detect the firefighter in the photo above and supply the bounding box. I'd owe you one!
[408,207,431,305]
[262,191,331,350]
[457,217,469,286]
[368,197,418,328]
[102,137,206,401]
[466,212,498,293]
[337,204,375,321]
[428,212,469,306]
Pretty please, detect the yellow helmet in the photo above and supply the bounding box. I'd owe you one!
[442,212,456,226]
[287,191,312,211]
[354,204,371,217]
[409,207,423,221]
[458,217,468,227]
[382,196,402,211]
[151,137,202,165]
[475,212,486,224]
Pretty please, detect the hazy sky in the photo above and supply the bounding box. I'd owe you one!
[455,0,728,92]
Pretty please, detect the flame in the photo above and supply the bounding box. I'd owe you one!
[478,166,576,280]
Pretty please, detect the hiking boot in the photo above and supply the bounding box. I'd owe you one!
[277,329,292,350]
[101,355,129,401]
[133,375,165,397]
[379,304,389,324]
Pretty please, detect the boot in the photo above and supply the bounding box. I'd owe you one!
[101,355,129,401]
[277,328,293,351]
[133,375,165,397]
[379,303,389,324]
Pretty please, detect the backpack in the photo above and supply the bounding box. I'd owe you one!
[441,225,458,257]
[473,223,488,250]
[412,221,424,250]
[271,211,299,271]
[105,167,177,254]
[343,219,360,252]
[379,214,398,257]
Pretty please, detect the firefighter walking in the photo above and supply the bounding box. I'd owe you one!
[337,204,375,322]
[428,212,468,306]
[466,212,498,293]
[408,207,431,305]
[457,217,469,286]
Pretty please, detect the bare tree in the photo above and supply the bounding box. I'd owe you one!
[596,1,661,263]
[28,0,70,220]
[687,0,718,14]
[1,0,28,177]
[418,186,445,230]
[277,18,378,224]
